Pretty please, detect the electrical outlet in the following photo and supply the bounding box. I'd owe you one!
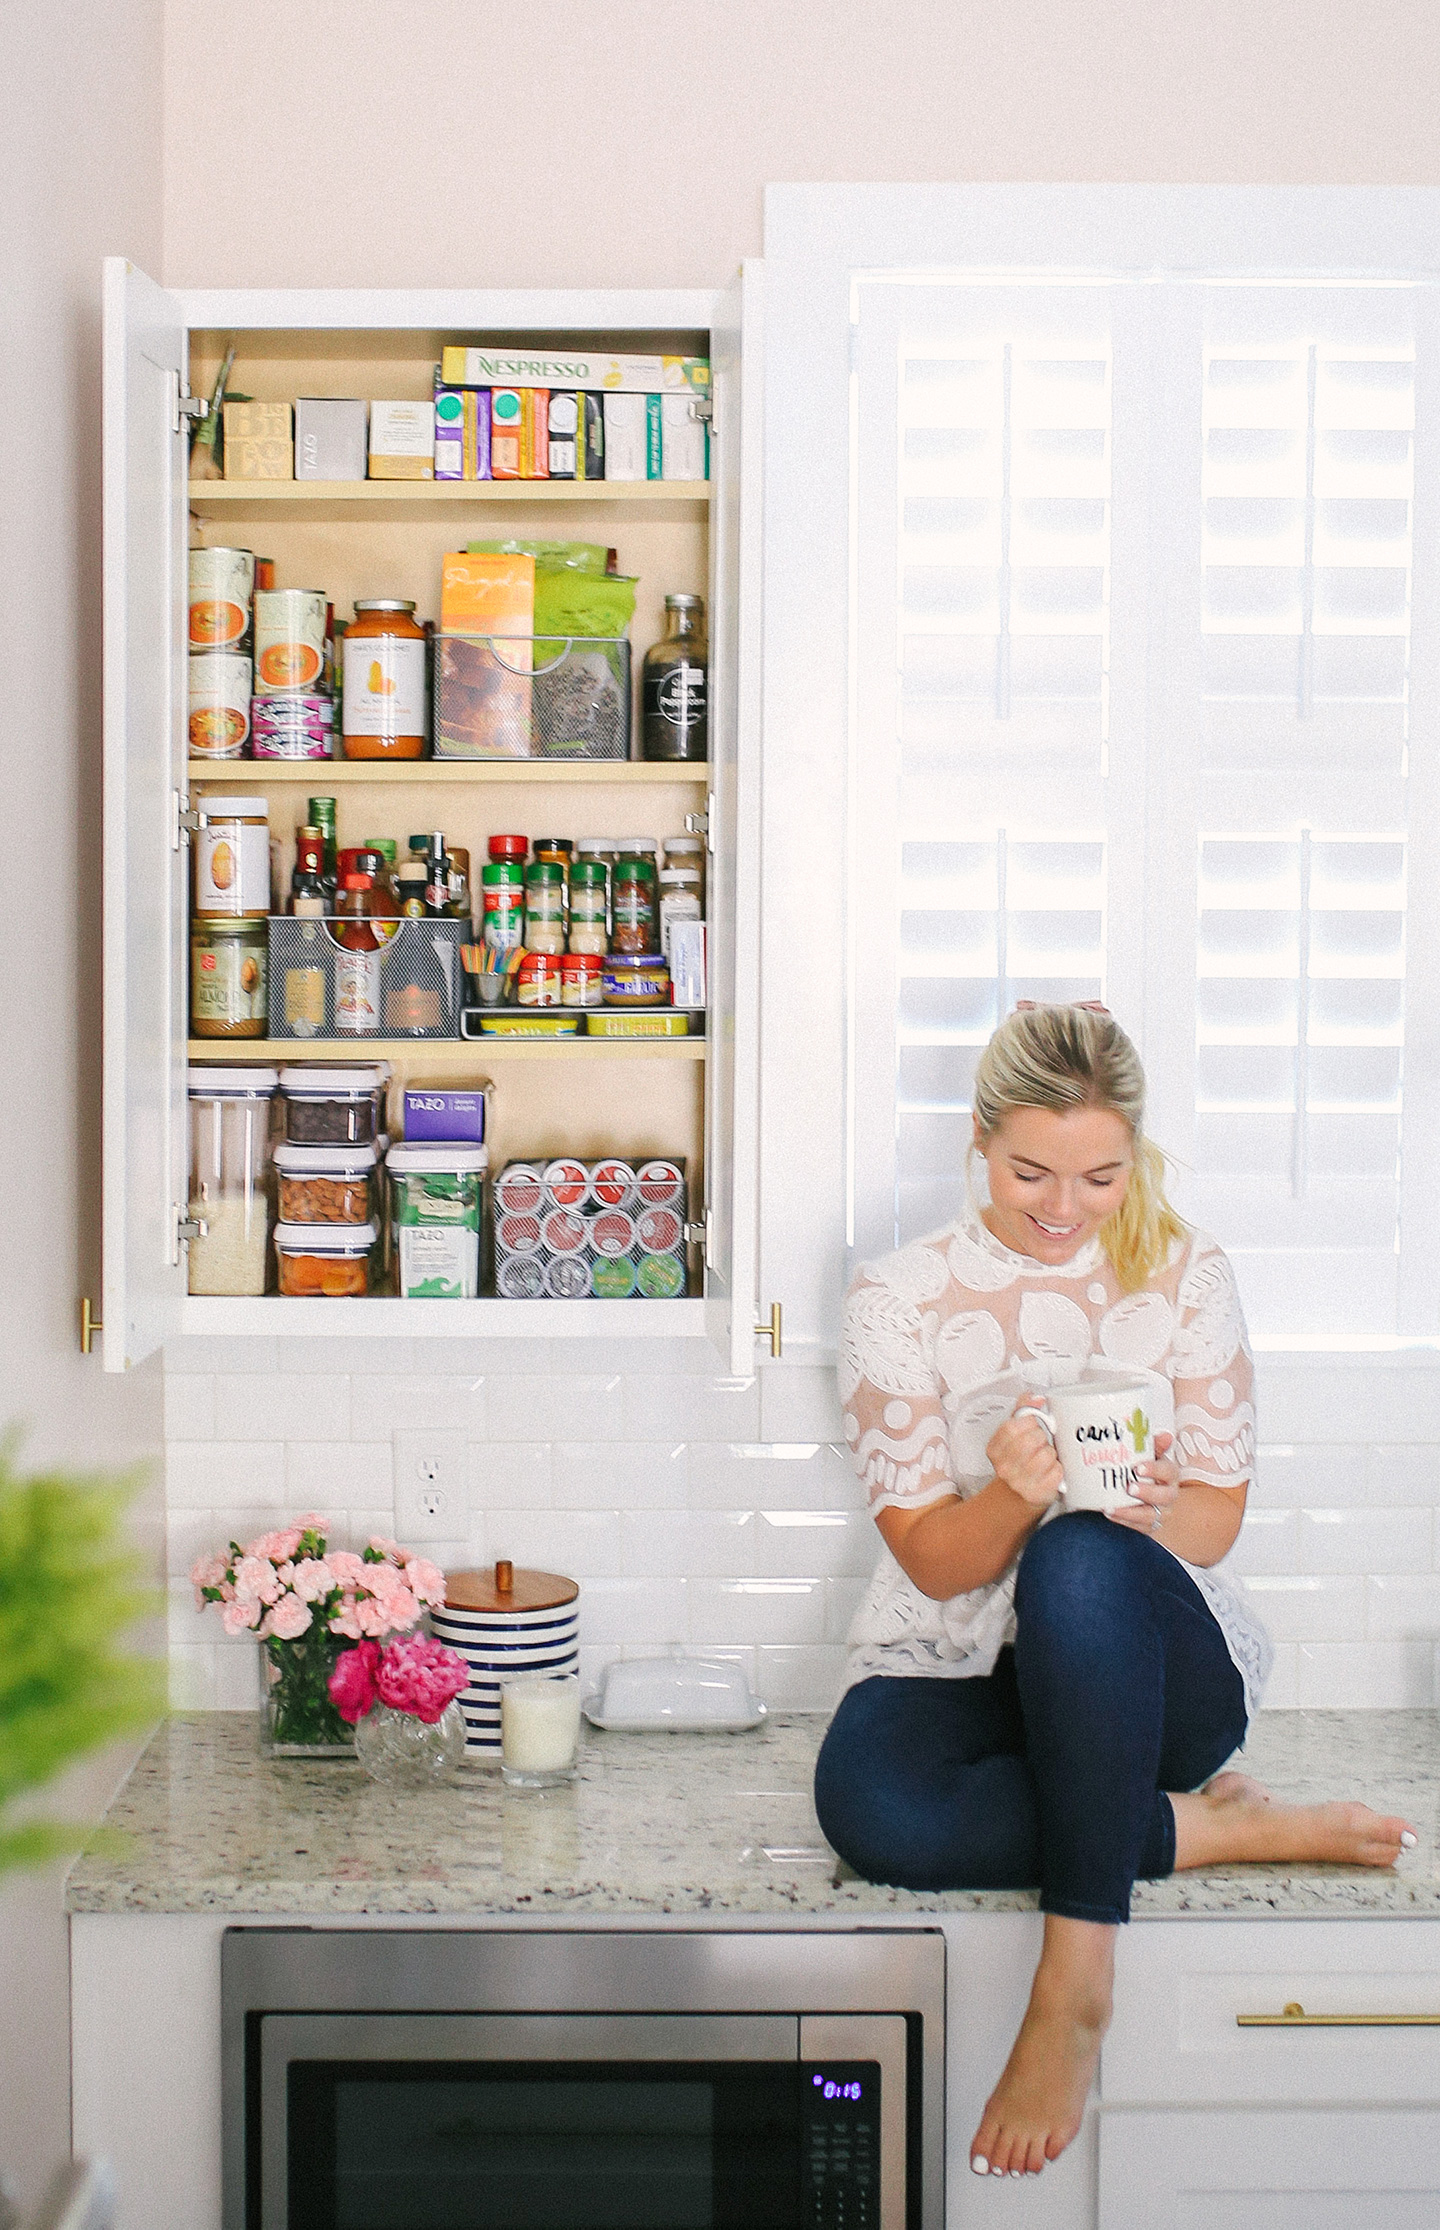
[392,1428,467,1541]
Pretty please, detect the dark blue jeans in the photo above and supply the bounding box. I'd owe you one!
[814,1513,1249,1924]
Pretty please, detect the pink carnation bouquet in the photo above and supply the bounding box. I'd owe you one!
[190,1519,447,1750]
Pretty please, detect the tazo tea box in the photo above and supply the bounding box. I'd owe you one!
[490,389,522,479]
[367,399,436,479]
[547,391,578,478]
[223,401,293,480]
[294,398,368,481]
[603,393,647,481]
[661,390,708,481]
[442,346,710,395]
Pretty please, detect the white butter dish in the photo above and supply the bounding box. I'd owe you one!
[584,1653,766,1733]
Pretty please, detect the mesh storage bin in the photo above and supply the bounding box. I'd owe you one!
[435,635,630,761]
[266,917,469,1039]
[492,1156,690,1299]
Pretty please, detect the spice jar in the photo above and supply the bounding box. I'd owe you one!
[602,954,670,1006]
[516,953,564,1007]
[561,952,603,1007]
[659,867,703,961]
[194,796,271,918]
[186,1067,277,1295]
[482,860,527,956]
[191,917,268,1037]
[611,846,657,956]
[342,600,427,759]
[489,834,529,864]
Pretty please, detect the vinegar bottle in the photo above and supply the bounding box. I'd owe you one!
[641,594,708,762]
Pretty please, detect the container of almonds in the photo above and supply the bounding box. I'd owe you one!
[272,1141,383,1224]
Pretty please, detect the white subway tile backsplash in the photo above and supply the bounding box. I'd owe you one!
[568,1336,730,1378]
[623,1374,762,1443]
[1365,1573,1440,1639]
[1251,1444,1359,1507]
[166,1440,286,1509]
[620,1510,754,1581]
[759,1368,846,1444]
[469,1441,552,1508]
[164,1336,277,1376]
[275,1338,419,1377]
[348,1373,483,1439]
[1240,1575,1366,1644]
[686,1441,856,1511]
[166,1508,217,1580]
[1255,1642,1299,1709]
[1300,1507,1432,1576]
[164,1373,215,1441]
[756,1646,847,1713]
[755,1511,876,1580]
[487,1374,624,1443]
[1367,1443,1440,1505]
[480,1507,623,1579]
[689,1579,826,1648]
[215,1644,262,1711]
[551,1441,686,1511]
[285,1440,394,1507]
[825,1577,869,1643]
[167,1576,219,1651]
[579,1577,688,1649]
[214,1373,350,1443]
[1296,1640,1436,1709]
[168,1644,214,1710]
[1226,1507,1300,1577]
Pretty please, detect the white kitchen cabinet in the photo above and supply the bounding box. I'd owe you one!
[1099,2108,1440,2228]
[103,262,763,1373]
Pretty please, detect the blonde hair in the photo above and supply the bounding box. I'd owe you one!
[971,1005,1188,1292]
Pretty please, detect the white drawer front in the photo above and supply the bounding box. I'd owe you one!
[1100,2108,1440,2230]
[1105,1920,1440,2105]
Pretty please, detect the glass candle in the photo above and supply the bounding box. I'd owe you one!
[500,1673,581,1786]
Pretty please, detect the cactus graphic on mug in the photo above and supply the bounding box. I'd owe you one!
[1125,1406,1151,1455]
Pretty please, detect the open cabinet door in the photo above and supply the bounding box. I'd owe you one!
[705,262,764,1377]
[102,258,189,1370]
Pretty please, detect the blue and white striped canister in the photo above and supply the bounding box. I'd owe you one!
[431,1561,580,1763]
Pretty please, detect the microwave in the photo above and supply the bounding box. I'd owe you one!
[222,1928,945,2230]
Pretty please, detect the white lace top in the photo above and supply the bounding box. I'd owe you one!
[839,1208,1274,1717]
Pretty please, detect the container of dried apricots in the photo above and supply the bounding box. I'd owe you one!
[274,1220,376,1296]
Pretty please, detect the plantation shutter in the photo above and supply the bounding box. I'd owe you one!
[849,275,1440,1337]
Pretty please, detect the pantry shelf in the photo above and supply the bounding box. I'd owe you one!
[186,1037,708,1062]
[185,761,709,786]
[187,480,710,519]
[176,1296,709,1336]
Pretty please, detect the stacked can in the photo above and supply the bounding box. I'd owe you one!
[250,588,335,759]
[493,1156,688,1298]
[188,547,255,759]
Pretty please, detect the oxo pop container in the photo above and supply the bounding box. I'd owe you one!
[387,1141,488,1299]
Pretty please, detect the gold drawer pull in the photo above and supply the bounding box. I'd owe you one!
[1238,2002,1440,2029]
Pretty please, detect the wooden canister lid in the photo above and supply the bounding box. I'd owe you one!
[444,1560,579,1613]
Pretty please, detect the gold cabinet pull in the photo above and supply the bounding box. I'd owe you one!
[1237,2002,1440,2028]
[79,1297,103,1356]
[753,1301,782,1358]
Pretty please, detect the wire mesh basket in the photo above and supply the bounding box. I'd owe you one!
[434,634,631,760]
[266,916,468,1039]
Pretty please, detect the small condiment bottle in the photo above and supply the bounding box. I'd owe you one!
[561,952,603,1007]
[396,862,428,918]
[659,866,703,961]
[517,953,564,1007]
[489,833,529,864]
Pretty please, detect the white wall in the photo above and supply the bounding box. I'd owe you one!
[0,0,166,2206]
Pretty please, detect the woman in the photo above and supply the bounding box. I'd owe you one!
[814,1003,1416,2182]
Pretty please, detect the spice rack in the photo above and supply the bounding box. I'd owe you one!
[104,273,760,1365]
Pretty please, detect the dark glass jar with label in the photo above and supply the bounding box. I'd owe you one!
[641,594,708,762]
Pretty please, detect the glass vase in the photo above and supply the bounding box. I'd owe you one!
[259,1630,356,1757]
[354,1701,467,1787]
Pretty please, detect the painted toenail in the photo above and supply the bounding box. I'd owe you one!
[1010,2168,1024,2177]
[970,2157,988,2175]
[1402,1831,1418,1848]
[991,2165,1005,2176]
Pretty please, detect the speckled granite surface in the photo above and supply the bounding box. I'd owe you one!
[65,1709,1440,1918]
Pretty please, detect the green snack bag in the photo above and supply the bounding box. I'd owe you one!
[532,570,638,641]
[466,538,610,574]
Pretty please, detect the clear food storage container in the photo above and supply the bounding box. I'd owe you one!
[387,1142,488,1299]
[279,1063,390,1144]
[274,1221,377,1297]
[272,1141,382,1226]
[187,1067,279,1295]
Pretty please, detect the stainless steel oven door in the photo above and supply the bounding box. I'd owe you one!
[259,2010,908,2230]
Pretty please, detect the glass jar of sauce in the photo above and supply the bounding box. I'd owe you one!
[342,600,427,759]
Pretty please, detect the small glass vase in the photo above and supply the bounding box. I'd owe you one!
[354,1701,467,1787]
[259,1631,356,1758]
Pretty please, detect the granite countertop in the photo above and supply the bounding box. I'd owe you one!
[65,1708,1440,1920]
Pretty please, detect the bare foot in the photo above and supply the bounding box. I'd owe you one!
[970,1917,1113,2178]
[1171,1788,1417,1871]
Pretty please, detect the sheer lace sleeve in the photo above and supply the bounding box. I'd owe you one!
[838,1256,960,1514]
[1168,1235,1257,1490]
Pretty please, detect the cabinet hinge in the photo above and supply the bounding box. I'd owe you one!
[685,799,715,857]
[689,396,714,428]
[173,1208,205,1267]
[172,790,202,850]
[171,371,209,436]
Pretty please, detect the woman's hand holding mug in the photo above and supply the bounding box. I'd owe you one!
[1105,1433,1180,1536]
[995,1380,1180,1534]
[986,1404,1066,1511]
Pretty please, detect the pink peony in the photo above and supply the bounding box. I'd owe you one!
[221,1597,262,1636]
[328,1641,382,1723]
[404,1558,445,1607]
[266,1592,313,1641]
[326,1551,368,1584]
[375,1635,469,1723]
[289,1558,335,1603]
[233,1555,282,1607]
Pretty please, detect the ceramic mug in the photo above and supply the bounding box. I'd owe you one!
[1023,1378,1174,1514]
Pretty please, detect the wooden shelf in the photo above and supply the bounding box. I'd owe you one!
[188,479,709,516]
[187,1036,707,1062]
[186,760,709,785]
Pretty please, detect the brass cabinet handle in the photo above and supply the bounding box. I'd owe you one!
[1237,2001,1440,2028]
[79,1297,104,1356]
[753,1301,782,1358]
